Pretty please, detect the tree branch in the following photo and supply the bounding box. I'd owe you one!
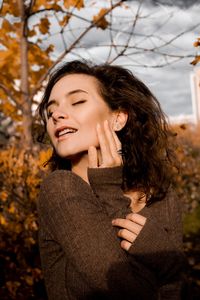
[30,0,124,100]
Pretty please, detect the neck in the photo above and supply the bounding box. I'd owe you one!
[71,152,89,183]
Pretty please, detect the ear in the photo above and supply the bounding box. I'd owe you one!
[112,111,128,131]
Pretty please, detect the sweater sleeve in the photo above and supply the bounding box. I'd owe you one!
[37,169,158,299]
[87,167,186,297]
[127,190,186,286]
[87,166,132,218]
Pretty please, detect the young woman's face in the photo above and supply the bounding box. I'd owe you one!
[46,74,115,159]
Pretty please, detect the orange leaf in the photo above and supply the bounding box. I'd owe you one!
[0,191,8,202]
[2,19,13,32]
[63,0,84,10]
[38,17,51,35]
[193,38,200,48]
[59,15,71,27]
[52,3,62,11]
[190,55,200,66]
[28,29,37,38]
[93,8,109,30]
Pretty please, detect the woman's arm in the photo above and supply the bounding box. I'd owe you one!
[109,188,186,300]
[87,121,185,292]
[38,169,158,299]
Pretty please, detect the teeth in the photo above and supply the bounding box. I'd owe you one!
[58,128,77,137]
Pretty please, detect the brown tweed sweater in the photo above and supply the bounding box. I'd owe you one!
[37,166,185,300]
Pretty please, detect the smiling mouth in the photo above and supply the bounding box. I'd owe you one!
[56,127,78,138]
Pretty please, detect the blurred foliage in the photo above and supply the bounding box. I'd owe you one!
[0,123,200,299]
[0,145,52,299]
[172,123,200,299]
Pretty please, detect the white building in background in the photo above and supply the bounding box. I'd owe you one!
[190,67,200,124]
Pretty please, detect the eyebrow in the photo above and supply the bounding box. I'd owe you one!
[45,89,88,109]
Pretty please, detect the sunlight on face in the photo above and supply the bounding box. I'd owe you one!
[46,74,115,159]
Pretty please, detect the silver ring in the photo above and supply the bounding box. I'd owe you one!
[117,149,123,156]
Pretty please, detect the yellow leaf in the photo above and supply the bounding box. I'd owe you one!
[52,3,62,11]
[8,202,17,214]
[1,2,19,17]
[63,0,84,10]
[2,19,13,32]
[0,191,8,202]
[0,215,7,226]
[24,275,34,286]
[0,50,11,67]
[38,17,51,35]
[193,38,200,48]
[28,29,37,38]
[59,15,71,27]
[46,44,54,54]
[93,8,110,30]
[190,55,200,66]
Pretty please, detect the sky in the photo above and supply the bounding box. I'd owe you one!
[29,0,200,122]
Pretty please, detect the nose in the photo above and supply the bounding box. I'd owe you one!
[52,110,68,122]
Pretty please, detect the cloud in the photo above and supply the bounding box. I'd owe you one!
[35,1,200,118]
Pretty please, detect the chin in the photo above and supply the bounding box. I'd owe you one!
[56,146,89,160]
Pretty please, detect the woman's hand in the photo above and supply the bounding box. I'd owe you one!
[112,213,147,251]
[88,120,123,168]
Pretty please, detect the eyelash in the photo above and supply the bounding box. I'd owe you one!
[72,100,86,106]
[46,100,86,119]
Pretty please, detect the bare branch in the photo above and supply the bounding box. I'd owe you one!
[28,8,90,25]
[30,0,124,100]
[108,0,144,64]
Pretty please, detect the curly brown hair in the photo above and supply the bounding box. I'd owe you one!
[38,60,176,203]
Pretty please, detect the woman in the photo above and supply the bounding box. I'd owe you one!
[37,60,185,299]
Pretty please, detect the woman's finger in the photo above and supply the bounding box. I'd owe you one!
[88,146,98,168]
[117,228,137,243]
[112,128,122,152]
[96,123,114,167]
[104,120,122,165]
[126,213,147,226]
[120,240,132,251]
[112,218,143,235]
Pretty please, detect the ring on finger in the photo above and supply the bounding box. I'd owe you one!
[117,149,123,156]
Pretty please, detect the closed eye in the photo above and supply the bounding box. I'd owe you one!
[72,100,86,106]
[46,111,53,119]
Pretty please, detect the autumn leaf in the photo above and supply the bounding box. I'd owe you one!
[59,14,71,27]
[38,17,51,35]
[46,44,54,54]
[0,50,11,67]
[193,38,200,48]
[2,19,13,32]
[190,55,200,66]
[0,191,8,202]
[28,29,37,38]
[63,0,84,10]
[0,215,7,226]
[1,1,19,17]
[52,3,62,11]
[93,8,110,30]
[32,0,54,11]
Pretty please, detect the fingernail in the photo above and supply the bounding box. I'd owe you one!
[112,220,116,225]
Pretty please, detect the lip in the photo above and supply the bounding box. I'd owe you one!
[57,132,77,142]
[54,125,78,138]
